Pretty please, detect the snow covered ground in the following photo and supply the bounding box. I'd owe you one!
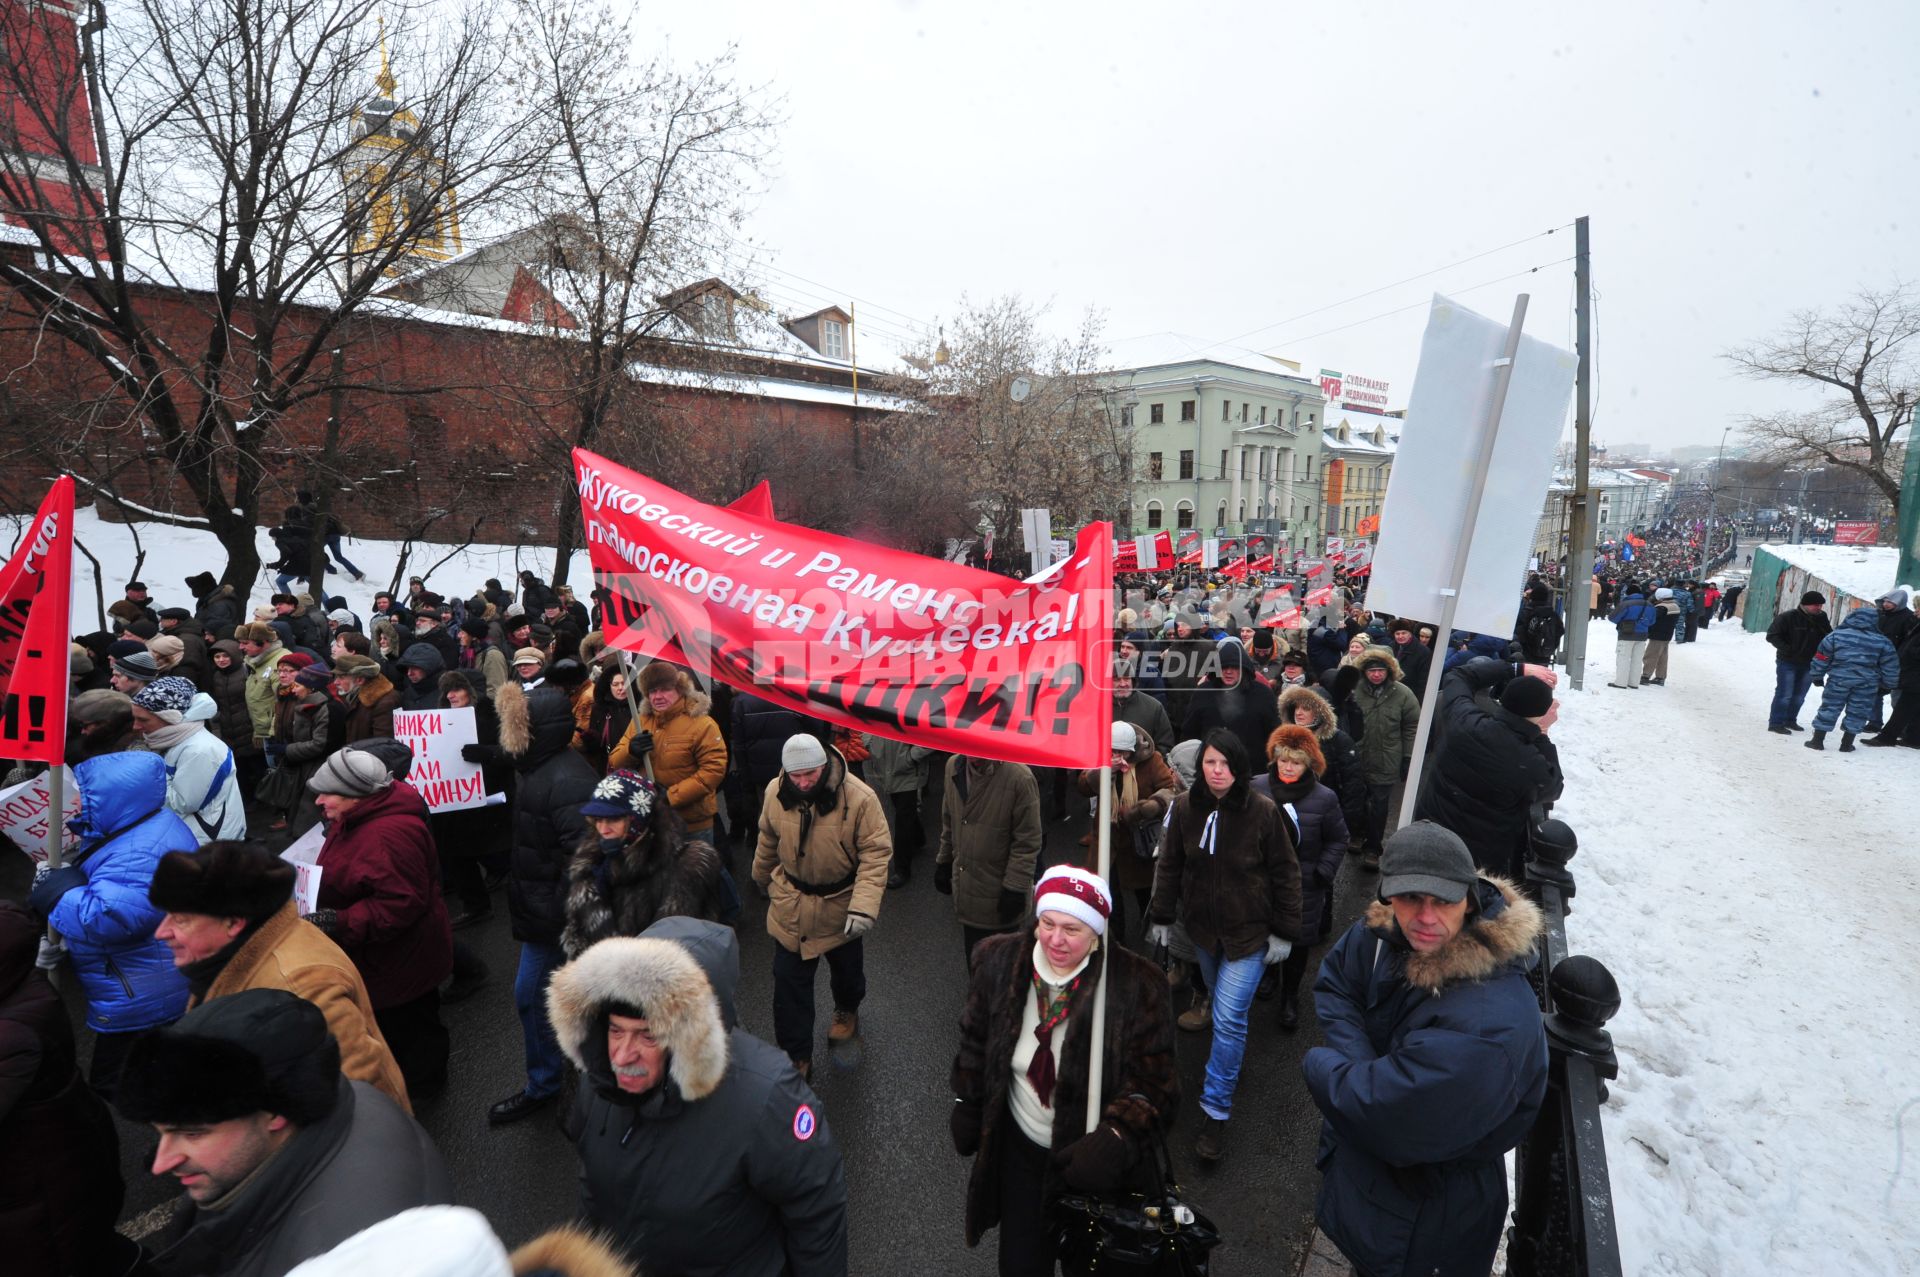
[1554,619,1918,1275]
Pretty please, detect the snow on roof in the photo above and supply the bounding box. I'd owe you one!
[627,362,919,413]
[1756,542,1906,606]
[0,221,40,247]
[1108,332,1320,384]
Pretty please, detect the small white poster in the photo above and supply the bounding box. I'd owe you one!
[393,707,488,811]
[0,768,79,863]
[280,822,326,915]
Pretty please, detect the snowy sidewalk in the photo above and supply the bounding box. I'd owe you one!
[1554,621,1918,1275]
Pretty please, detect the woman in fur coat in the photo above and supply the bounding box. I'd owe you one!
[951,866,1177,1277]
[560,770,728,959]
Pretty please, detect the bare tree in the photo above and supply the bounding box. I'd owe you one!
[0,0,554,586]
[903,295,1120,554]
[493,0,776,583]
[1726,283,1917,520]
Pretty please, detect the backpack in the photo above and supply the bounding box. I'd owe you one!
[1522,612,1558,661]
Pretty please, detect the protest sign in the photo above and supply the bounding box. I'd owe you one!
[0,767,77,863]
[576,448,1113,769]
[0,479,74,764]
[394,707,488,811]
[280,823,325,915]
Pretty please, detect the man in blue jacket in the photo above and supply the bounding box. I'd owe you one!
[27,751,196,1099]
[1303,823,1547,1277]
[1606,585,1656,689]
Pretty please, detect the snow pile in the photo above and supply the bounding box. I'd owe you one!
[1757,542,1906,607]
[1554,622,1918,1275]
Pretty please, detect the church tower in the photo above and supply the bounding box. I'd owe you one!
[340,35,462,274]
[0,0,108,258]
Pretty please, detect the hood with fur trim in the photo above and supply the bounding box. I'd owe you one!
[1363,875,1541,996]
[509,1227,636,1277]
[1354,645,1404,681]
[1277,684,1337,740]
[546,929,732,1103]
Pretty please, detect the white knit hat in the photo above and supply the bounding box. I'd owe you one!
[781,733,828,773]
[1032,866,1112,937]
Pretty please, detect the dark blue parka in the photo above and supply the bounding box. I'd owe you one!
[1303,877,1547,1277]
[46,753,194,1032]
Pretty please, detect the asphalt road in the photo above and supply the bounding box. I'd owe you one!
[6,772,1399,1275]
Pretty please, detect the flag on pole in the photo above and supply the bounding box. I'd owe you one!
[0,478,73,764]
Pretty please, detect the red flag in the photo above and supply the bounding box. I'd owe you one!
[576,450,1112,768]
[0,478,73,763]
[728,481,776,520]
[1218,558,1248,580]
[1245,554,1273,572]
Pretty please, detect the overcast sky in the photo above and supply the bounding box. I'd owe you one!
[638,0,1919,451]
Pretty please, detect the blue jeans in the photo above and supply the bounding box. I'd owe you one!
[1769,661,1814,728]
[1192,944,1267,1120]
[514,941,567,1098]
[326,533,364,577]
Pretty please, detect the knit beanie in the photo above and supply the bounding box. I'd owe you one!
[112,649,160,684]
[147,634,185,669]
[307,749,394,797]
[781,733,828,773]
[1500,675,1555,719]
[1032,866,1111,937]
[131,676,198,722]
[1800,591,1826,607]
[295,664,334,690]
[1110,721,1138,753]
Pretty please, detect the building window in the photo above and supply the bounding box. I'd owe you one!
[1148,452,1163,481]
[1218,449,1227,481]
[1150,403,1165,425]
[1120,405,1135,428]
[821,318,845,359]
[1241,451,1250,481]
[1240,402,1249,422]
[1216,502,1227,530]
[1237,501,1246,523]
[1176,501,1195,529]
[1222,400,1231,422]
[1178,450,1194,480]
[1180,400,1195,421]
[1146,501,1163,529]
[1259,405,1267,424]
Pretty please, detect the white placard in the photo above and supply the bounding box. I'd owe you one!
[0,767,78,863]
[1367,295,1577,636]
[393,707,488,811]
[1202,538,1220,569]
[280,822,326,914]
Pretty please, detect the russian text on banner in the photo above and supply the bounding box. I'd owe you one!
[0,478,74,764]
[575,449,1113,769]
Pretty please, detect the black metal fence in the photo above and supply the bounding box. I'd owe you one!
[1507,839,1624,1277]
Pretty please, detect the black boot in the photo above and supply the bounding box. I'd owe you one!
[1864,733,1900,747]
[1804,730,1827,751]
[1767,724,1792,735]
[887,851,911,890]
[1838,732,1856,753]
[1277,991,1300,1032]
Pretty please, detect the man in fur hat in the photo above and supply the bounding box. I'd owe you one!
[609,661,729,844]
[117,988,450,1275]
[550,918,848,1276]
[149,841,410,1110]
[1304,823,1547,1277]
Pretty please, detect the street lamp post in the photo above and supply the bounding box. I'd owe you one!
[1696,425,1732,578]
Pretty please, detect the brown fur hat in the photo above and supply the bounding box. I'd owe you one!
[1264,724,1327,776]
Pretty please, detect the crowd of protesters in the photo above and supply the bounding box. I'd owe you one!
[7,520,1598,1277]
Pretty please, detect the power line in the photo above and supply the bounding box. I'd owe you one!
[1217,224,1574,347]
[1277,257,1576,347]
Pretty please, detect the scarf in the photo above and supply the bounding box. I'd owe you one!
[144,719,202,753]
[1025,944,1089,1108]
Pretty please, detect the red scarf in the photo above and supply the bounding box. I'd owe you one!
[1026,967,1083,1108]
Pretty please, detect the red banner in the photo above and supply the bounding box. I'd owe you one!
[1304,585,1334,607]
[1113,530,1173,572]
[0,478,74,763]
[1260,607,1304,629]
[1832,520,1879,545]
[576,450,1113,768]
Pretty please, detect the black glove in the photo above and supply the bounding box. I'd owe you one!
[302,908,342,937]
[28,865,86,917]
[460,743,495,764]
[950,1097,983,1157]
[933,861,953,894]
[626,729,655,758]
[999,887,1027,924]
[1053,1123,1134,1193]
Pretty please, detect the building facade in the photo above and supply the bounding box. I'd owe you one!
[1319,412,1399,541]
[1108,348,1330,550]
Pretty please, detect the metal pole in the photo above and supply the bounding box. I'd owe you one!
[1562,217,1594,690]
[1400,294,1531,828]
[1084,746,1112,1132]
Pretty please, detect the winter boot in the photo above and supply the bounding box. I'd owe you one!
[1177,994,1212,1033]
[1804,730,1827,751]
[1838,732,1856,753]
[1767,724,1792,735]
[887,849,911,889]
[1194,1115,1227,1163]
[1277,992,1300,1033]
[828,1009,859,1043]
[1864,733,1900,747]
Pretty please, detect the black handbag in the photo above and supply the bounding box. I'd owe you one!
[1051,1132,1222,1276]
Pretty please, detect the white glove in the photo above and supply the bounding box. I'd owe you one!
[844,912,875,939]
[1263,935,1292,966]
[1147,924,1173,949]
[36,934,65,970]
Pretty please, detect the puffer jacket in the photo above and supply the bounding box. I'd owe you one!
[753,749,892,960]
[1812,607,1900,697]
[1252,769,1347,940]
[610,675,728,833]
[1412,657,1563,878]
[1304,877,1547,1277]
[44,753,193,1032]
[1609,592,1655,640]
[1766,605,1832,665]
[1350,650,1420,785]
[206,641,254,749]
[499,682,598,945]
[935,757,1042,930]
[316,781,453,1009]
[1149,774,1302,959]
[157,722,246,845]
[551,919,848,1277]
